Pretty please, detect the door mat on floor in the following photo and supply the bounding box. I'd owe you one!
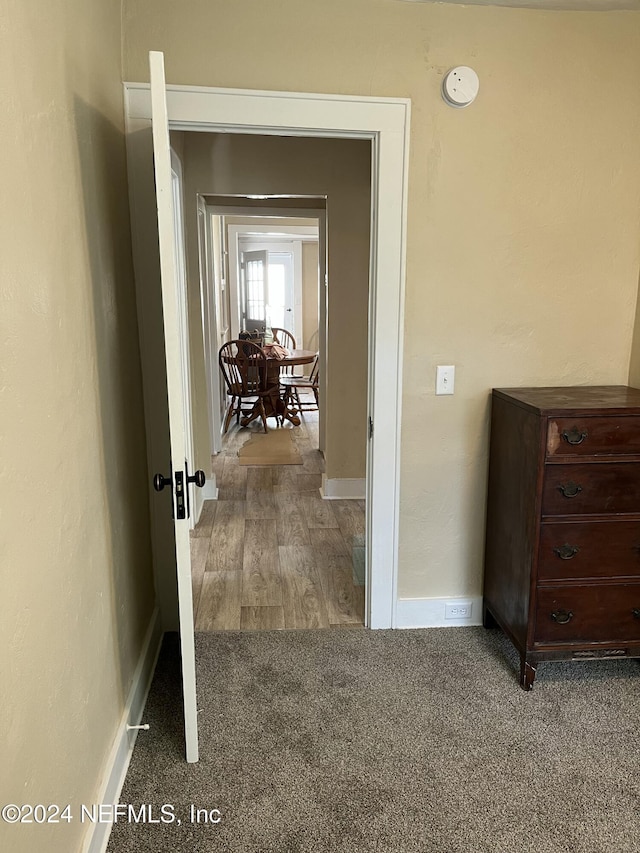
[238,429,303,466]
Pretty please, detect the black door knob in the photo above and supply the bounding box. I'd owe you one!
[187,469,206,488]
[153,473,172,492]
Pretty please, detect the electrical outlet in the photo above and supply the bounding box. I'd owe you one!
[445,601,472,620]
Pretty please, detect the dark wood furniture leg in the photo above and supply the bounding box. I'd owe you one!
[240,388,297,429]
[519,656,537,691]
[277,396,300,426]
[239,402,268,432]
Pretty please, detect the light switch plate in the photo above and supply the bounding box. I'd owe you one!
[436,365,455,395]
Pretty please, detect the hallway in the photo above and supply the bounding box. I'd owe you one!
[190,413,365,630]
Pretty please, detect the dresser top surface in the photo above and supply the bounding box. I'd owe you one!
[493,385,640,415]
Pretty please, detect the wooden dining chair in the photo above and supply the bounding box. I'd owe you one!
[271,328,297,377]
[271,327,296,350]
[280,353,319,413]
[218,340,271,433]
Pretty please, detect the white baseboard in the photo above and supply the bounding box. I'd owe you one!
[320,475,366,500]
[82,608,163,853]
[395,595,483,629]
[194,476,218,525]
[202,476,218,501]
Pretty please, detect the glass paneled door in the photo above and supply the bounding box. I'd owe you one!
[241,249,269,331]
[263,252,295,337]
[240,246,296,341]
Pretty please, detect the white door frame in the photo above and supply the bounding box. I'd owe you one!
[209,204,326,451]
[197,196,224,455]
[124,82,410,630]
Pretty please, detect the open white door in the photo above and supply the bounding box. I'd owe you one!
[149,50,202,763]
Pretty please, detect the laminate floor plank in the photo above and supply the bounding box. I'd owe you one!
[280,545,330,629]
[225,427,252,452]
[245,490,277,520]
[316,553,365,625]
[218,458,247,500]
[303,495,339,529]
[206,500,245,573]
[295,439,324,474]
[192,500,217,538]
[274,493,311,546]
[214,499,247,522]
[246,467,273,493]
[331,500,366,539]
[240,606,285,631]
[296,473,323,492]
[303,415,320,447]
[242,519,282,606]
[195,572,242,631]
[308,527,350,555]
[272,467,298,489]
[289,420,309,441]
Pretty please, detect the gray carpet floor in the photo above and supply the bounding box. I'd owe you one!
[107,628,640,852]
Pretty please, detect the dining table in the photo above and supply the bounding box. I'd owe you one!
[240,348,316,428]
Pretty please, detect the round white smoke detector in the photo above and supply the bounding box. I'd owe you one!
[442,66,479,109]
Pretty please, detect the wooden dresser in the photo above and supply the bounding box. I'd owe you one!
[483,386,640,690]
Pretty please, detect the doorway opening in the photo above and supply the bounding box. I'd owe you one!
[175,171,369,630]
[124,76,408,645]
[125,68,409,760]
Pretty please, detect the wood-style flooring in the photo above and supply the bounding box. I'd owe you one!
[190,412,366,631]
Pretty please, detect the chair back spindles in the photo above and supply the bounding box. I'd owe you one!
[271,328,297,377]
[218,340,270,433]
[271,327,296,351]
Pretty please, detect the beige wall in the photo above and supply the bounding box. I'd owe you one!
[179,132,371,481]
[123,0,640,602]
[1,2,155,851]
[302,242,320,354]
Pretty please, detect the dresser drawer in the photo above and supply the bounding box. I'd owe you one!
[546,416,640,458]
[538,520,640,581]
[542,462,640,516]
[535,584,640,644]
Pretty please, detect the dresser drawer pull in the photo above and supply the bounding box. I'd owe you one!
[553,544,580,560]
[561,427,588,446]
[557,481,583,499]
[633,609,640,620]
[550,609,574,624]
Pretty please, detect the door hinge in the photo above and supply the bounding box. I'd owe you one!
[368,417,374,440]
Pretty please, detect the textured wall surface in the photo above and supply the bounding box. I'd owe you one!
[0,1,155,850]
[302,241,321,353]
[122,0,640,601]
